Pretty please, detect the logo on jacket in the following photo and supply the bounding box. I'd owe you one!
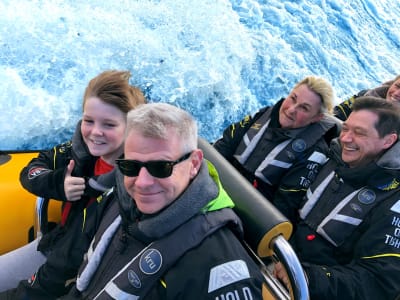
[377,178,400,191]
[127,270,142,289]
[358,188,376,205]
[28,167,51,179]
[390,200,400,214]
[139,248,162,275]
[28,272,38,286]
[292,139,306,152]
[350,203,363,214]
[59,141,72,153]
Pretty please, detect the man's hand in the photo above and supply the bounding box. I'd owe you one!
[273,262,290,289]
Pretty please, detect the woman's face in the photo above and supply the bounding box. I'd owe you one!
[81,97,126,164]
[279,84,323,129]
[386,78,400,103]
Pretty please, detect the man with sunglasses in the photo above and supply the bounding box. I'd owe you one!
[61,102,263,299]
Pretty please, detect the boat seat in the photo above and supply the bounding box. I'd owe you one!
[0,151,47,254]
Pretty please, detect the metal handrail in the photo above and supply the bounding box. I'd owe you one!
[34,196,50,238]
[272,235,309,300]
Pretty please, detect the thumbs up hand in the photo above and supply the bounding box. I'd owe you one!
[64,160,86,201]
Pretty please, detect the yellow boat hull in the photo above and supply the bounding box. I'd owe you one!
[0,152,61,255]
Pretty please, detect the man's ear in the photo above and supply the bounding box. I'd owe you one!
[190,149,203,178]
[383,133,398,149]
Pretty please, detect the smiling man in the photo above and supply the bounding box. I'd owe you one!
[274,96,400,299]
[340,104,397,167]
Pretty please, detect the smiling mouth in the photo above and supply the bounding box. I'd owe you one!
[139,191,162,197]
[389,96,400,103]
[91,140,106,145]
[343,145,358,152]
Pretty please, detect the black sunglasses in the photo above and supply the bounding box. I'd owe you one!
[116,152,192,178]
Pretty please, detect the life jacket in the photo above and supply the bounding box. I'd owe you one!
[299,169,397,247]
[233,109,331,186]
[76,208,241,299]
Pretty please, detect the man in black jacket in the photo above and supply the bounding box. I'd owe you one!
[66,102,264,299]
[275,97,400,299]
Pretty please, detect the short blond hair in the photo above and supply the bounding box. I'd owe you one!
[294,76,334,114]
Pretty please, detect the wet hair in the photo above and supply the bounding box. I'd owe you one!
[352,96,400,137]
[294,76,334,114]
[83,70,146,113]
[126,103,198,153]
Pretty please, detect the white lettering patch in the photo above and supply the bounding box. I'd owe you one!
[104,282,139,300]
[384,216,400,249]
[390,200,400,214]
[208,260,250,293]
[308,151,327,164]
[384,234,400,248]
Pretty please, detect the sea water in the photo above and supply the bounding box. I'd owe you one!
[1,0,399,150]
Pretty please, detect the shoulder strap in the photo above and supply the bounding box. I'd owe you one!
[95,208,241,299]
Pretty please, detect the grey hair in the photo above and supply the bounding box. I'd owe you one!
[125,102,198,153]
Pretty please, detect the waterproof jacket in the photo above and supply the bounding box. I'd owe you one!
[20,121,96,203]
[214,99,340,223]
[0,122,116,300]
[292,139,400,299]
[66,160,263,299]
[19,120,115,253]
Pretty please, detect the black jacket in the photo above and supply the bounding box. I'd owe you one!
[65,162,264,299]
[0,122,116,299]
[214,99,339,223]
[293,139,400,299]
[19,120,116,253]
[20,121,97,202]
